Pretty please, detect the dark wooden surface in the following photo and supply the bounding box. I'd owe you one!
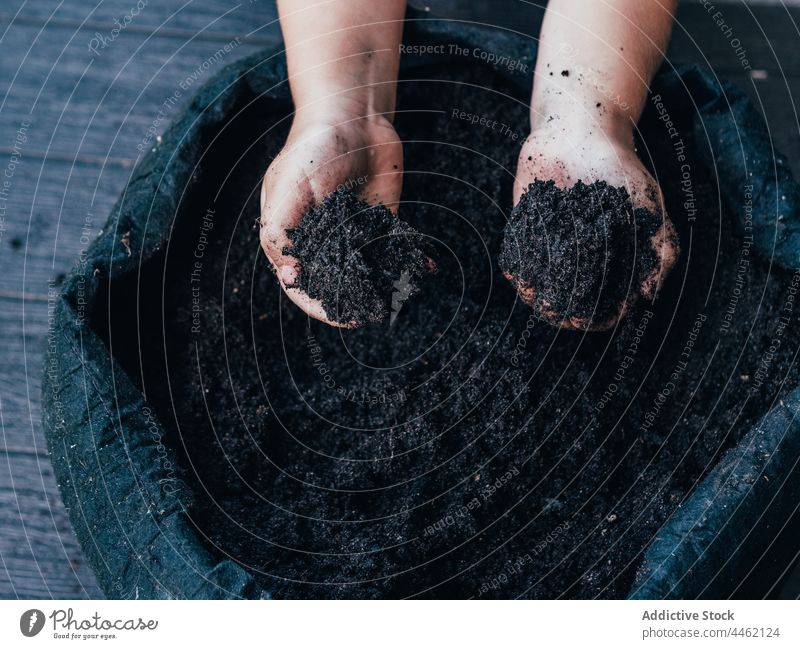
[1,0,799,599]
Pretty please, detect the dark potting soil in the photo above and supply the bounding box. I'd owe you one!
[284,188,431,325]
[499,179,661,327]
[102,63,800,599]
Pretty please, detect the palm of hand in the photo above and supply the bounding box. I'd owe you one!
[260,115,403,326]
[508,129,679,330]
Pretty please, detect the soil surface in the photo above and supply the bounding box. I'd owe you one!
[500,179,660,327]
[284,188,431,325]
[103,63,800,598]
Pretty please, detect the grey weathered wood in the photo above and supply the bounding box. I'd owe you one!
[0,444,103,598]
[0,158,129,297]
[0,0,279,43]
[0,22,271,163]
[0,298,49,452]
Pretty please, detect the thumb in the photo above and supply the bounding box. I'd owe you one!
[259,166,314,285]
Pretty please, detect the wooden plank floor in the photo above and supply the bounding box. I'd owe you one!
[1,0,799,599]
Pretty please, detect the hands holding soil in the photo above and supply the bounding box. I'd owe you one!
[504,121,678,331]
[260,105,404,327]
[261,0,679,331]
[501,0,679,329]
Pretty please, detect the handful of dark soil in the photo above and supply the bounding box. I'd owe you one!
[499,180,661,327]
[283,189,432,325]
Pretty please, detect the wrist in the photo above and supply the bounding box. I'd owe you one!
[287,97,397,153]
[289,46,400,124]
[530,70,638,148]
[293,84,397,127]
[531,97,634,149]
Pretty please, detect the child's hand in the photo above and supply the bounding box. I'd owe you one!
[261,0,406,325]
[507,123,678,330]
[260,107,404,327]
[505,0,679,331]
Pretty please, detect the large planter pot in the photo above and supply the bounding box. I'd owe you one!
[43,13,800,599]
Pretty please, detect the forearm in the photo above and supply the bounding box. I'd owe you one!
[277,0,406,121]
[532,0,677,141]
